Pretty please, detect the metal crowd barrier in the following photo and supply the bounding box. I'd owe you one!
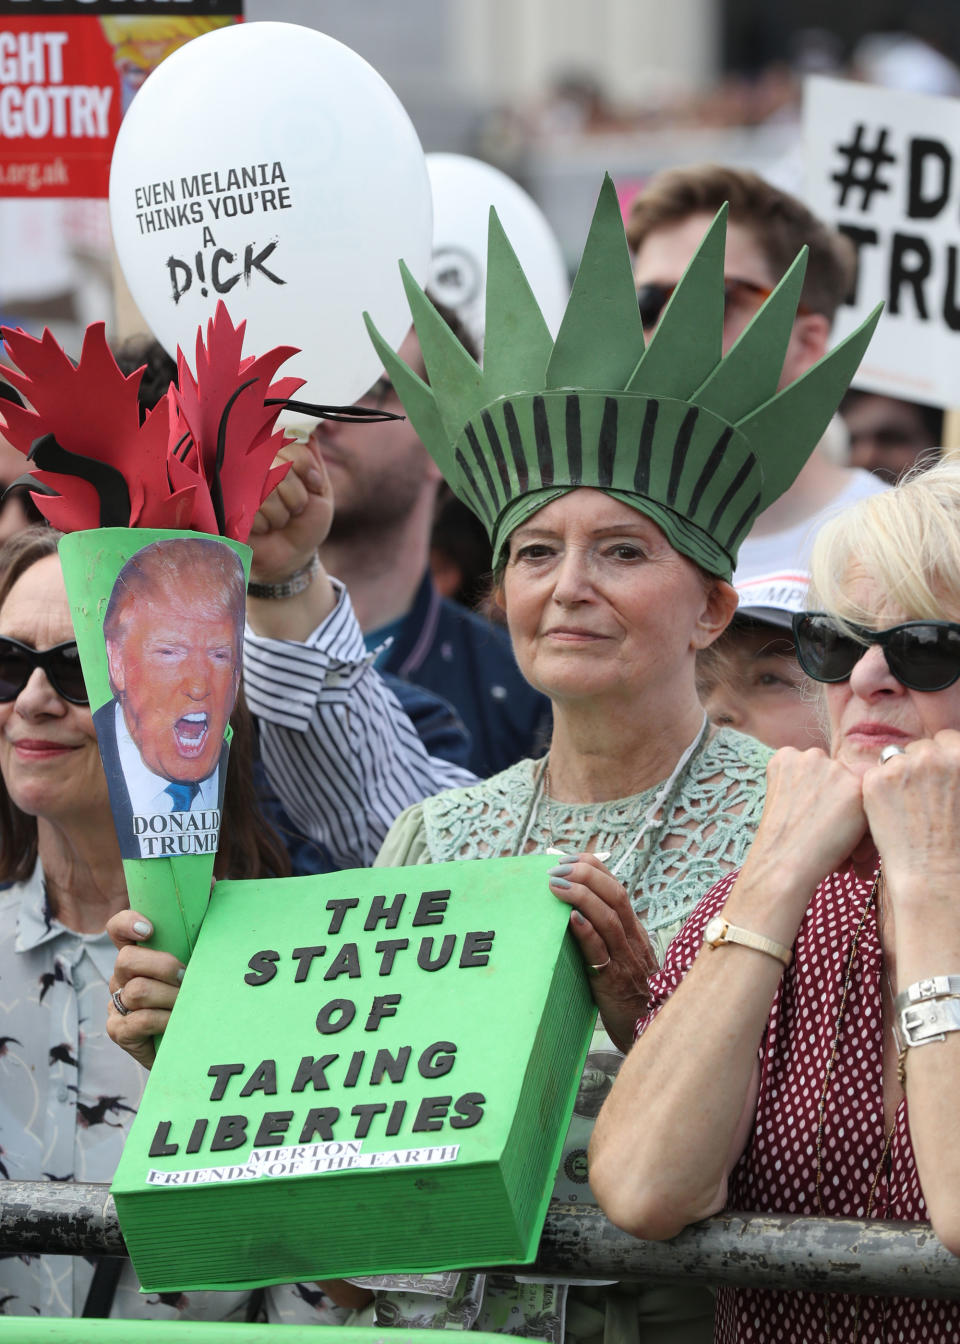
[1,1183,959,1302]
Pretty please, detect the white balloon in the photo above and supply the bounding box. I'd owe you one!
[426,153,569,351]
[110,22,432,405]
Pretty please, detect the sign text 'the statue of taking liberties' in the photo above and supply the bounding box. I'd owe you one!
[111,855,595,1291]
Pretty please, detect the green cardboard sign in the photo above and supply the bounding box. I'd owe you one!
[59,528,251,963]
[0,1325,517,1344]
[112,855,595,1291]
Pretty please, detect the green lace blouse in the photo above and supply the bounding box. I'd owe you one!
[359,726,771,1344]
[376,725,771,960]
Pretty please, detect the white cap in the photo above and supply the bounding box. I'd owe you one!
[734,571,810,632]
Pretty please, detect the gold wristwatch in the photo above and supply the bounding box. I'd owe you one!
[703,915,792,968]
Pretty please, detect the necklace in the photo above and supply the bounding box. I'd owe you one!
[816,863,896,1343]
[877,877,911,1091]
[516,714,709,877]
[876,873,899,1016]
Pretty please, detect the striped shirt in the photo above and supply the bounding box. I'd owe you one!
[243,581,476,869]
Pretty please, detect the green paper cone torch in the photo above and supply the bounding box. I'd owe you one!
[0,306,305,960]
[0,307,399,959]
[60,528,250,964]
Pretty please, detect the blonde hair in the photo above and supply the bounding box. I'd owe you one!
[811,460,960,626]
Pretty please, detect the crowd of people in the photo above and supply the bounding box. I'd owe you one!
[1,157,959,1344]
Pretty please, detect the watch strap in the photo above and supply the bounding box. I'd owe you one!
[705,916,792,968]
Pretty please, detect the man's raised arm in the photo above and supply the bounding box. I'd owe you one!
[244,439,474,869]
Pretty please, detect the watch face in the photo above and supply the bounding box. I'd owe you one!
[704,915,725,945]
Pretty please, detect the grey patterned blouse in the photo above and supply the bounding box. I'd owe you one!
[0,867,352,1326]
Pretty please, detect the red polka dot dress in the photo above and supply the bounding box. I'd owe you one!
[639,864,960,1342]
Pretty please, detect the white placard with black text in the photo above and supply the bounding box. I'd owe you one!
[804,75,960,408]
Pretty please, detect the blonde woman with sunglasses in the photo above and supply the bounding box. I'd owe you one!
[593,460,960,1343]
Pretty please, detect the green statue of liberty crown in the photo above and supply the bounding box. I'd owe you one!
[364,174,882,580]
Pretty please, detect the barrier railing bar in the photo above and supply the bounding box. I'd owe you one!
[1,1185,958,1301]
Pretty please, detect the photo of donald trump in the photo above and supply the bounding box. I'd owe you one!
[93,536,245,860]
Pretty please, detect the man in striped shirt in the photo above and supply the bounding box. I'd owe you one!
[245,438,477,869]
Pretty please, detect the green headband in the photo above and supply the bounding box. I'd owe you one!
[365,174,881,580]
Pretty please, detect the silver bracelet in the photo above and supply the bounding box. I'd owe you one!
[894,994,960,1051]
[247,552,320,600]
[894,974,960,1018]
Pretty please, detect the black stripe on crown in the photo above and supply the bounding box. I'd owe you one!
[481,409,512,497]
[565,395,583,483]
[688,425,734,517]
[597,399,618,486]
[708,455,754,535]
[454,446,494,526]
[725,491,763,553]
[503,401,530,493]
[533,396,554,486]
[634,400,658,496]
[666,407,699,508]
[464,422,501,521]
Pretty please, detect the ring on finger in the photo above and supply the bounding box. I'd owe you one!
[588,956,612,975]
[879,744,905,765]
[111,988,131,1017]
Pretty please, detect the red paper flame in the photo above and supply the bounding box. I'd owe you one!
[0,302,299,541]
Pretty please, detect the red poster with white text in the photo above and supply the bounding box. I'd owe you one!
[0,12,240,198]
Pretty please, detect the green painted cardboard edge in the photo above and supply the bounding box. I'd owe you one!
[112,856,596,1287]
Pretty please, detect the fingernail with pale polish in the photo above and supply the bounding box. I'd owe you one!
[132,920,152,937]
[548,863,574,878]
[176,968,185,983]
[549,876,572,890]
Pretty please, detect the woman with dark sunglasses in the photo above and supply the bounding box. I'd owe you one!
[0,527,294,1321]
[592,460,960,1342]
[0,497,465,1323]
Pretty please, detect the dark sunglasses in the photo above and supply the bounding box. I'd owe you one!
[792,612,960,692]
[636,275,810,330]
[0,636,88,704]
